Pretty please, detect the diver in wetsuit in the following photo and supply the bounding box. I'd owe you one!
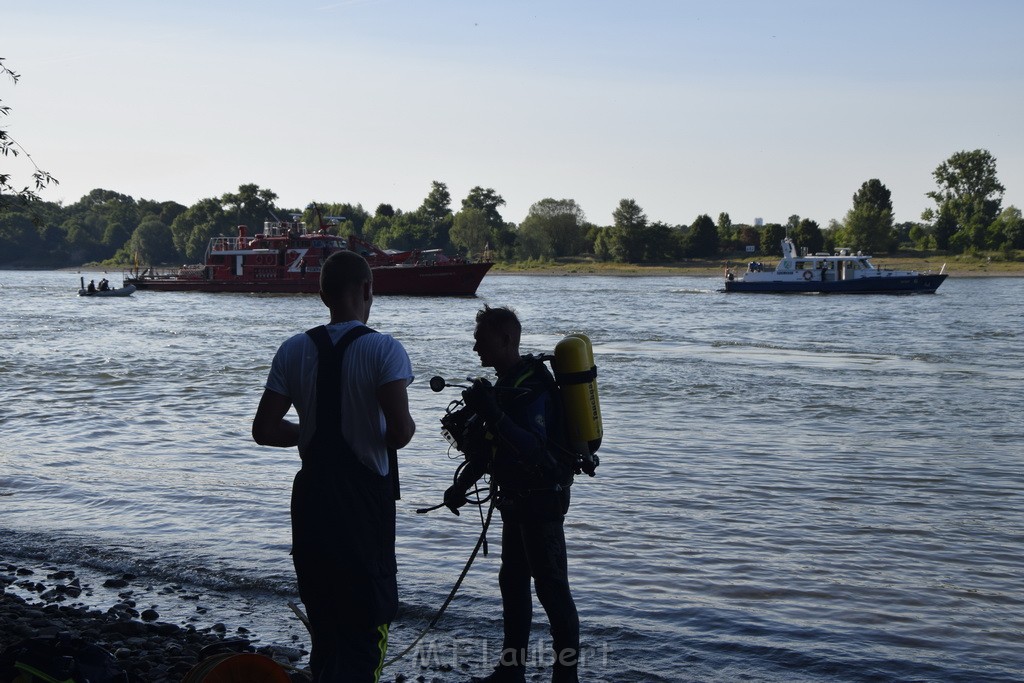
[445,305,580,683]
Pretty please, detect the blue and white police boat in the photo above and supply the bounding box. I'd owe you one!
[723,238,947,294]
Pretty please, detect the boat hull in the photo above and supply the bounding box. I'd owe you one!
[723,273,947,294]
[125,262,493,296]
[78,285,137,297]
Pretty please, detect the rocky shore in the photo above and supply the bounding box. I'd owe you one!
[1,561,311,682]
[1,560,496,683]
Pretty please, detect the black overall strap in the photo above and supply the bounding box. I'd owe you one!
[305,324,401,500]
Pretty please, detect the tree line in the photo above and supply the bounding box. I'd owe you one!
[2,59,1020,267]
[1,151,1021,269]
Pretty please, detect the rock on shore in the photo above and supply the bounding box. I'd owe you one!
[1,561,476,683]
[0,562,308,682]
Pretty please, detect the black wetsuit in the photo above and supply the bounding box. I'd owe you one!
[291,325,398,682]
[458,357,580,682]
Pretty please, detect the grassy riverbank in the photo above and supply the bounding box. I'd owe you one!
[13,250,1024,278]
[491,252,1024,278]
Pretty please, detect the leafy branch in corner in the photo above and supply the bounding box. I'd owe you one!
[1,56,59,214]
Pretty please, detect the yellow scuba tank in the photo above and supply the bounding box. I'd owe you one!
[552,333,602,474]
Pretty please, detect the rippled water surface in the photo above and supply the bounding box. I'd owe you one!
[2,270,1023,682]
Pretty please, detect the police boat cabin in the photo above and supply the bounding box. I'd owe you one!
[723,238,947,294]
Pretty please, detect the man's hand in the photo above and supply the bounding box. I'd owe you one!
[462,378,503,424]
[444,485,468,516]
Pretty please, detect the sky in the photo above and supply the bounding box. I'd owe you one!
[4,0,1023,228]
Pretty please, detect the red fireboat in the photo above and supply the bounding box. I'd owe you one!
[123,221,492,296]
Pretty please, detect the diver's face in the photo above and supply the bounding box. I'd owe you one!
[473,325,506,369]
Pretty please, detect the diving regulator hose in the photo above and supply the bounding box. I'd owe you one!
[385,480,494,669]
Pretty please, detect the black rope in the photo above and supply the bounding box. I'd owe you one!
[382,501,495,668]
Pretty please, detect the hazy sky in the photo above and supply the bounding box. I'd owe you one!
[5,1,1023,228]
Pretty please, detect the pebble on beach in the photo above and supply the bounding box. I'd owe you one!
[0,563,308,682]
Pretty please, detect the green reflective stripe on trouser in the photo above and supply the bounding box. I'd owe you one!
[14,662,74,683]
[373,623,389,682]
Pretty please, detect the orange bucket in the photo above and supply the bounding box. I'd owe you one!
[181,652,292,682]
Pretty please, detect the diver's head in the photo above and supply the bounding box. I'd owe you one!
[473,304,521,372]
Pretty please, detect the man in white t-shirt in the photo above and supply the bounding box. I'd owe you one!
[252,250,415,682]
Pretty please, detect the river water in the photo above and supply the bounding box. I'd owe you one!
[1,270,1022,682]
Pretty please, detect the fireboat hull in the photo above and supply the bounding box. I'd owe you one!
[124,218,493,296]
[126,262,493,296]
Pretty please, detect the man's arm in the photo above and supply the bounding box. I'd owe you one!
[252,388,300,447]
[377,378,416,450]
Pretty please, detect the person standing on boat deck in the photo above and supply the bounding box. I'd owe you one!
[444,305,580,683]
[252,250,415,683]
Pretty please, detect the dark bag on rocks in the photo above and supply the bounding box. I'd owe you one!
[0,633,127,683]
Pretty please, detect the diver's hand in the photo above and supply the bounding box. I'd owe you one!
[443,485,467,516]
[462,378,502,424]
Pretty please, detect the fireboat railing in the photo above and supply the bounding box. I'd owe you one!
[125,265,208,281]
[209,236,252,251]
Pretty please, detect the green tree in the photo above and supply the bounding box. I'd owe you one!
[683,214,719,258]
[0,207,47,263]
[421,180,452,220]
[822,219,842,252]
[760,223,786,256]
[606,198,648,262]
[716,212,734,245]
[515,218,552,261]
[1,58,57,215]
[931,204,957,251]
[417,180,454,248]
[129,219,177,265]
[138,198,188,228]
[462,186,506,230]
[1,197,72,265]
[893,220,918,247]
[220,183,280,233]
[462,187,514,258]
[170,198,230,260]
[62,216,103,263]
[314,202,370,236]
[737,225,760,252]
[989,206,1023,249]
[644,221,684,261]
[792,218,824,254]
[60,189,141,260]
[926,149,1004,251]
[592,226,612,261]
[841,179,895,253]
[908,223,932,249]
[362,204,395,245]
[450,206,491,257]
[516,198,589,259]
[379,210,433,250]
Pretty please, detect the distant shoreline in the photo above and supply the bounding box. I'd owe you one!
[9,257,1024,279]
[490,261,1024,278]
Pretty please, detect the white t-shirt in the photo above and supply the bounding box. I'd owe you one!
[265,321,414,475]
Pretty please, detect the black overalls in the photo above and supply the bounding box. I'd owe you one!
[290,324,399,682]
